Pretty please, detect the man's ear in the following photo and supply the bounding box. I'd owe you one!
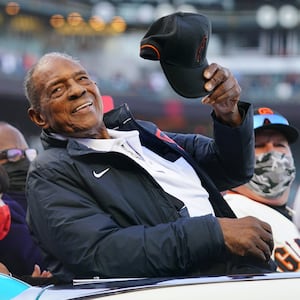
[28,107,48,128]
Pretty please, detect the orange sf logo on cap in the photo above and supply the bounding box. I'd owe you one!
[258,107,274,115]
[196,35,207,63]
[140,44,160,60]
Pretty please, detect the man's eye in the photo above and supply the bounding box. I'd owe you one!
[51,86,64,98]
[78,76,92,83]
[53,87,61,93]
[275,143,288,148]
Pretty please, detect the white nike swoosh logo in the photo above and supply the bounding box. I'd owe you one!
[93,168,110,178]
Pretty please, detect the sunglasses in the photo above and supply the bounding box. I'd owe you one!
[253,114,289,129]
[0,148,37,162]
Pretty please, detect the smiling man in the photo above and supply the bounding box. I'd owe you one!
[24,52,276,283]
[27,56,109,139]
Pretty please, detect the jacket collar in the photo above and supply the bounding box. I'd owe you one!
[40,104,132,149]
[40,103,183,161]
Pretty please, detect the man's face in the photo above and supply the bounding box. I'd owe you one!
[255,129,292,156]
[0,124,29,165]
[32,56,104,138]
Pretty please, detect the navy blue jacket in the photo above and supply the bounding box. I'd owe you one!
[26,102,276,282]
[0,191,46,276]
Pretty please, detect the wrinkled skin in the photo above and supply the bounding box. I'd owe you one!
[202,63,242,127]
[218,216,274,262]
[28,56,109,139]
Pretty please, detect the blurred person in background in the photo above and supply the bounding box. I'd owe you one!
[293,185,300,232]
[0,164,10,240]
[224,107,300,272]
[23,52,276,283]
[0,122,52,283]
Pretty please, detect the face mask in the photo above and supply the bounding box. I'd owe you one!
[245,151,296,199]
[2,158,30,192]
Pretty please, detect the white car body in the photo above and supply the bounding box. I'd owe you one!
[3,272,300,300]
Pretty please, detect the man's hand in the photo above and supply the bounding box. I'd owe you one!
[0,262,10,275]
[201,63,242,127]
[31,264,52,278]
[218,216,274,262]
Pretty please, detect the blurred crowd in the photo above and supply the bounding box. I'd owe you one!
[1,50,300,104]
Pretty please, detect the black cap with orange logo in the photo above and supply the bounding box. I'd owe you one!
[140,12,211,98]
[254,107,299,144]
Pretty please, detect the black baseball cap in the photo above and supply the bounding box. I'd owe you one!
[254,107,299,144]
[140,11,211,98]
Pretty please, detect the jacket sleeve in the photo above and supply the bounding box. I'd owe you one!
[0,195,47,275]
[26,156,227,282]
[167,101,254,191]
[0,203,10,240]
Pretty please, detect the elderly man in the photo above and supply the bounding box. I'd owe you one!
[24,52,276,282]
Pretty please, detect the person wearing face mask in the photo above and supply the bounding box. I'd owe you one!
[293,186,300,231]
[224,107,300,272]
[0,164,10,240]
[0,122,52,283]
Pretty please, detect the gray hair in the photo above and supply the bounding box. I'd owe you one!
[23,52,80,111]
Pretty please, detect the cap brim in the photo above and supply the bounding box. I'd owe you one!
[255,124,299,144]
[160,58,209,98]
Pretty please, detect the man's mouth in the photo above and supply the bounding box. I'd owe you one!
[72,101,93,113]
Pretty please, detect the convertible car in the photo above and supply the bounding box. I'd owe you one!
[3,271,300,300]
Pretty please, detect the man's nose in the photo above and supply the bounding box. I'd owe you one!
[68,81,86,100]
[264,142,275,152]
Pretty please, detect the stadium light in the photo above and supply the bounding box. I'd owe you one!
[256,5,277,29]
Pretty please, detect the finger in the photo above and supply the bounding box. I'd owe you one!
[46,271,52,278]
[257,242,272,262]
[243,241,266,262]
[202,84,239,107]
[31,264,41,277]
[259,227,274,250]
[261,221,273,234]
[203,63,219,80]
[204,67,230,91]
[245,240,270,262]
[203,77,240,105]
[262,235,274,252]
[41,270,51,277]
[212,78,240,102]
[201,95,215,105]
